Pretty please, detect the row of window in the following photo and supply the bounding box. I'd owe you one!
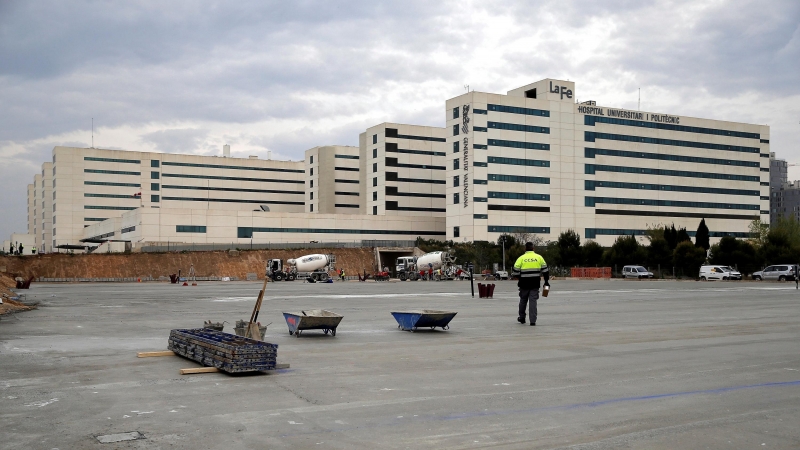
[474,214,488,219]
[585,164,760,182]
[334,154,359,160]
[474,127,487,132]
[488,204,550,212]
[161,196,304,206]
[585,196,759,210]
[84,205,137,211]
[595,209,758,221]
[487,122,550,134]
[487,104,550,117]
[487,139,550,151]
[84,217,106,222]
[335,191,359,196]
[85,169,140,176]
[162,161,304,173]
[386,187,446,198]
[585,228,750,239]
[84,193,140,199]
[335,166,359,172]
[488,174,550,184]
[388,147,446,157]
[84,181,141,187]
[335,204,359,208]
[584,115,761,139]
[162,185,304,195]
[386,158,446,170]
[162,173,305,184]
[386,173,446,184]
[84,156,141,164]
[385,201,445,212]
[474,109,487,115]
[335,179,359,184]
[385,128,447,142]
[488,192,550,201]
[177,225,207,233]
[121,226,136,234]
[238,226,445,239]
[585,180,760,196]
[487,156,550,167]
[586,131,760,154]
[488,225,551,234]
[585,148,759,168]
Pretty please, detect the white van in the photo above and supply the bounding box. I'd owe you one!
[622,265,653,279]
[699,265,742,281]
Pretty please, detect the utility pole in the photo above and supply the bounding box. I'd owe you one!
[502,235,506,271]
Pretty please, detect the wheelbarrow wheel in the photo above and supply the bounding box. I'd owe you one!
[331,328,336,336]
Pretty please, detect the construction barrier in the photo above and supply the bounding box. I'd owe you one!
[477,283,496,298]
[570,267,612,278]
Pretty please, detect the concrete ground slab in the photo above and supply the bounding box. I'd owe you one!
[1,279,799,449]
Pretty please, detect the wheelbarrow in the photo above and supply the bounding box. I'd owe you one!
[391,310,457,331]
[283,310,343,337]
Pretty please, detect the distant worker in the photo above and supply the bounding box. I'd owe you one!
[32,246,36,255]
[341,268,346,281]
[512,242,550,326]
[18,243,23,255]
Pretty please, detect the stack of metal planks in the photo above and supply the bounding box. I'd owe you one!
[168,328,278,373]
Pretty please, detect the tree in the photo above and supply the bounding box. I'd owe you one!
[645,224,666,243]
[647,238,672,273]
[676,227,691,245]
[582,240,604,267]
[748,218,770,248]
[603,235,647,272]
[673,241,707,278]
[557,229,582,267]
[664,224,678,250]
[695,218,710,250]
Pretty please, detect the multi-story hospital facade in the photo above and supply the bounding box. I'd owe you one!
[25,78,770,252]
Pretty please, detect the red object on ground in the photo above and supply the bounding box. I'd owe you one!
[570,267,612,278]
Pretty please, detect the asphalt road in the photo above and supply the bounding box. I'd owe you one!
[1,279,799,449]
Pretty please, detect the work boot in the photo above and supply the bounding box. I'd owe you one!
[517,316,525,324]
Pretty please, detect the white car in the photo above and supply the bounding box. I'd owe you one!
[699,265,742,281]
[622,265,654,279]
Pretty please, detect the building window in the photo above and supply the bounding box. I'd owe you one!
[373,205,377,215]
[373,148,377,158]
[453,107,459,119]
[453,142,459,153]
[151,160,160,167]
[373,134,377,144]
[453,226,460,238]
[176,225,206,233]
[151,171,160,179]
[151,194,160,202]
[454,192,460,204]
[453,124,459,136]
[454,175,460,187]
[310,168,314,176]
[310,192,314,200]
[453,159,460,170]
[373,177,377,187]
[310,155,314,164]
[373,162,377,173]
[310,180,313,188]
[151,183,160,191]
[373,191,378,201]
[310,204,314,212]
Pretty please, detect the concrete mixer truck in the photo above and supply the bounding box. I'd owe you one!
[267,253,336,282]
[397,251,456,281]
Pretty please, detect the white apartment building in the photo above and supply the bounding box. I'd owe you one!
[446,78,769,245]
[359,123,447,217]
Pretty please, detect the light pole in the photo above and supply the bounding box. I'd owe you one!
[501,235,506,272]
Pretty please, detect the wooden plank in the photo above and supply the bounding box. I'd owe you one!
[180,367,219,375]
[137,351,176,358]
[275,363,290,369]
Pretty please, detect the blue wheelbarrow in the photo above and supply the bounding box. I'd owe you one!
[391,310,457,331]
[283,310,343,337]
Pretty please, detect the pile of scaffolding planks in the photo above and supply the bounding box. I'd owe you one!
[168,328,278,373]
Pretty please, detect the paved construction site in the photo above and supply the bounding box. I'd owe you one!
[1,279,799,449]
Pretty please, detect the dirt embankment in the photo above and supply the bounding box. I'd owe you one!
[0,273,35,315]
[0,248,377,281]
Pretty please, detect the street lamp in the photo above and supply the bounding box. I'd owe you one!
[501,235,506,272]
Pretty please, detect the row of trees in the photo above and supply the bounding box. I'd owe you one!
[416,217,800,278]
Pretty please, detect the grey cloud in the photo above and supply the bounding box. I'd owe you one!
[139,128,210,154]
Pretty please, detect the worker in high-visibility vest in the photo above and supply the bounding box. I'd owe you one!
[512,242,550,326]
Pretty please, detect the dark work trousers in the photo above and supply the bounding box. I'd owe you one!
[518,289,540,323]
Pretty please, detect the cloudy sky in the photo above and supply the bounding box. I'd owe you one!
[1,0,799,238]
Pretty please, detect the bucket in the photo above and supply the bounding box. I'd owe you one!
[234,320,267,340]
[542,285,550,297]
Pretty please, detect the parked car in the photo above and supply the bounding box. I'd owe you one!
[622,265,654,279]
[699,265,742,281]
[494,270,509,280]
[752,265,797,281]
